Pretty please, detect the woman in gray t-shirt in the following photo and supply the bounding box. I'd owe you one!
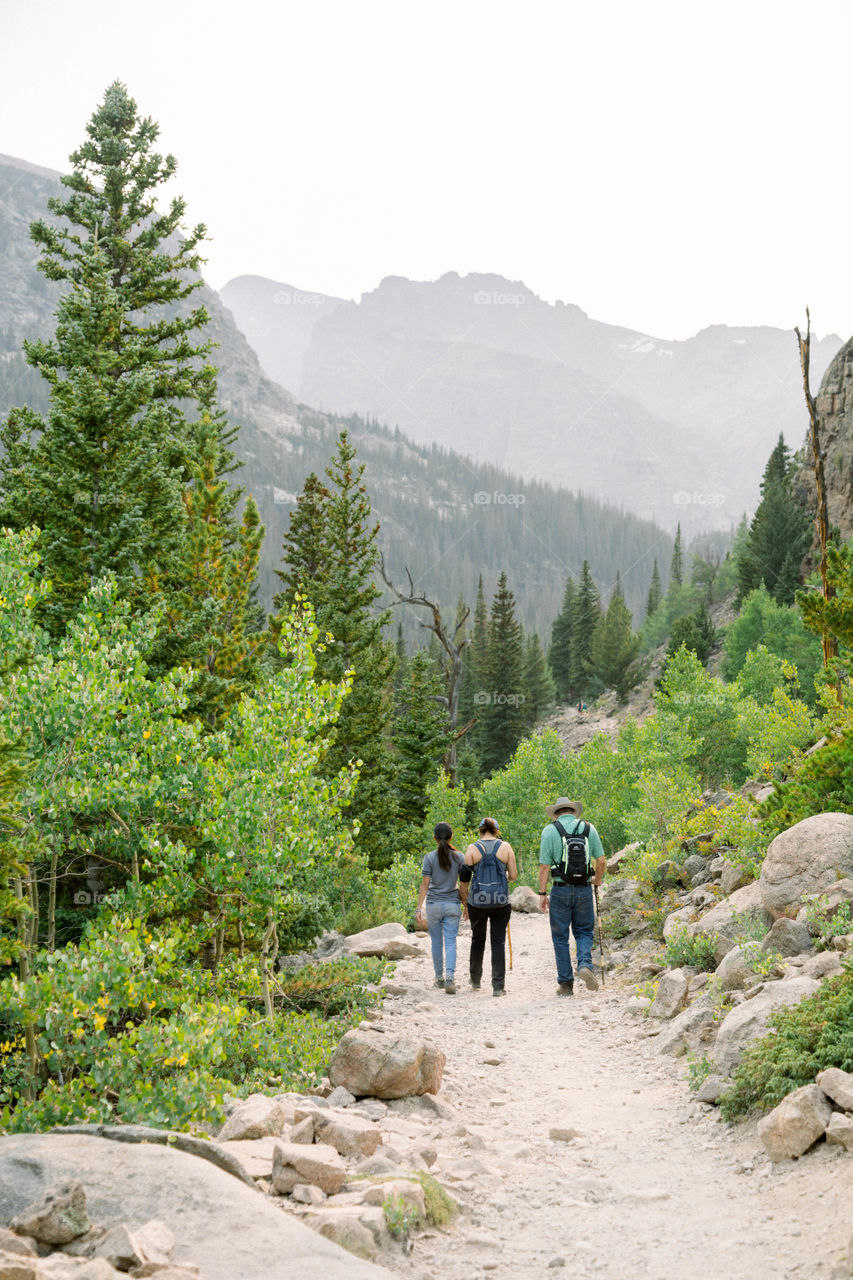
[415,822,464,994]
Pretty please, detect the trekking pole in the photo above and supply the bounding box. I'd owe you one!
[593,884,605,988]
[507,920,513,971]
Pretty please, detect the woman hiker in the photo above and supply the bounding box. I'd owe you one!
[460,817,518,996]
[415,822,465,994]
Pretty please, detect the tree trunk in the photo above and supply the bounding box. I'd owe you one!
[47,847,58,953]
[259,910,279,1023]
[796,311,838,668]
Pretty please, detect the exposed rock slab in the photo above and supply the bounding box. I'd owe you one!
[691,881,772,953]
[0,1134,395,1280]
[760,813,853,916]
[216,1093,287,1143]
[817,1067,853,1110]
[712,977,820,1075]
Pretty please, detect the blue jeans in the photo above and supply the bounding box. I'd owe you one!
[548,883,595,984]
[426,899,461,980]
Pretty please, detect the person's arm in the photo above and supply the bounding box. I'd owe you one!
[415,874,431,924]
[503,843,518,883]
[592,856,606,887]
[538,826,553,911]
[458,866,470,918]
[588,825,606,887]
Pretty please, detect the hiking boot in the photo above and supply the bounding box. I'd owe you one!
[557,981,574,996]
[434,977,445,988]
[492,986,504,997]
[445,979,457,995]
[470,977,481,990]
[578,966,599,991]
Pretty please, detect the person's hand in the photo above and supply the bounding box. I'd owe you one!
[539,893,549,913]
[461,905,469,921]
[415,906,426,924]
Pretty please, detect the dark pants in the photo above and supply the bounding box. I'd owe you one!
[467,903,512,990]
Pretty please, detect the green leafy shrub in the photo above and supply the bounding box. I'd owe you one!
[803,895,853,952]
[664,924,717,971]
[720,968,853,1120]
[383,1193,421,1240]
[415,1171,458,1226]
[276,957,385,1016]
[686,1053,713,1092]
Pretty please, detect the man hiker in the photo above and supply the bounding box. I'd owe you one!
[538,796,606,995]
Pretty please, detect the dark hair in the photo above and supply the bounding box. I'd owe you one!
[478,816,499,836]
[434,822,455,872]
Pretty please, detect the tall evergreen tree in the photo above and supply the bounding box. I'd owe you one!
[274,431,398,869]
[478,572,526,775]
[523,632,556,727]
[669,524,684,592]
[596,574,641,701]
[645,559,662,619]
[737,435,811,605]
[460,575,490,758]
[548,575,575,703]
[569,560,603,700]
[394,650,450,825]
[0,81,230,635]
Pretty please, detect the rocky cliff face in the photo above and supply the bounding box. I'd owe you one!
[798,337,853,539]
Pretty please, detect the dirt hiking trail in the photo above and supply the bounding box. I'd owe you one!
[379,911,852,1280]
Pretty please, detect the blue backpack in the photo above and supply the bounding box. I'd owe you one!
[469,839,509,907]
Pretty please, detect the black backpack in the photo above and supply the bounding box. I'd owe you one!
[552,819,592,886]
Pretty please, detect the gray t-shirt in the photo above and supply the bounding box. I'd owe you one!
[422,848,463,902]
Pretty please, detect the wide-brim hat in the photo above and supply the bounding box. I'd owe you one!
[545,797,583,820]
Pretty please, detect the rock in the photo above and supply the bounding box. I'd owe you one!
[343,924,421,959]
[719,860,750,897]
[292,1183,327,1205]
[760,814,853,917]
[216,1094,287,1143]
[653,859,686,888]
[361,1179,426,1220]
[715,942,763,991]
[271,1142,347,1196]
[833,934,853,952]
[802,951,844,980]
[695,1074,727,1104]
[217,1136,281,1180]
[509,886,540,912]
[826,1113,853,1151]
[691,881,773,953]
[662,906,694,942]
[600,879,642,913]
[648,968,688,1019]
[10,1182,91,1246]
[326,1086,356,1109]
[92,1225,147,1271]
[352,1154,404,1178]
[818,1067,853,1110]
[762,918,813,957]
[129,1266,200,1279]
[682,854,708,880]
[798,880,853,933]
[312,1111,382,1159]
[626,996,651,1014]
[549,1128,582,1143]
[300,1207,389,1260]
[757,1084,832,1160]
[656,999,716,1056]
[713,977,821,1075]
[0,1235,36,1260]
[328,1029,445,1099]
[0,1134,395,1280]
[605,843,639,873]
[0,1255,44,1280]
[39,1260,123,1280]
[132,1221,174,1268]
[290,1118,315,1145]
[384,1093,454,1119]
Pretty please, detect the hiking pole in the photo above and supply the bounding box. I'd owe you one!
[593,884,605,988]
[507,920,513,971]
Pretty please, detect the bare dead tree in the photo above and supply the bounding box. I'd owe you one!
[378,556,472,784]
[795,309,838,668]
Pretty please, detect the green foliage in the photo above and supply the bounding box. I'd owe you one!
[723,586,823,705]
[737,435,811,606]
[645,560,662,620]
[548,575,575,703]
[569,560,603,700]
[803,895,853,951]
[721,970,853,1119]
[759,694,853,836]
[415,1171,458,1226]
[383,1193,421,1240]
[797,538,853,654]
[664,924,717,972]
[523,633,556,726]
[665,605,716,666]
[686,1052,713,1093]
[596,576,642,701]
[477,572,527,775]
[276,957,385,1016]
[394,651,450,826]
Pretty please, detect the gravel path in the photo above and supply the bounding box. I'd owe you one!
[378,911,853,1280]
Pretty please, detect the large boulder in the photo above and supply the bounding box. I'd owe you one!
[271,1143,346,1196]
[817,1066,853,1110]
[662,905,694,943]
[647,969,688,1020]
[757,1084,832,1160]
[712,977,821,1075]
[10,1182,91,1245]
[760,813,853,917]
[216,1093,287,1143]
[0,1135,396,1280]
[690,881,772,958]
[509,886,540,913]
[762,917,813,957]
[715,942,764,991]
[343,924,422,959]
[328,1029,445,1099]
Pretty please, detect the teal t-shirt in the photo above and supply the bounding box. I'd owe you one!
[539,818,604,871]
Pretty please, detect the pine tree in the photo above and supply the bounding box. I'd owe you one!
[0,81,228,634]
[523,632,556,727]
[669,524,684,592]
[460,575,490,758]
[478,572,526,775]
[569,561,603,700]
[645,559,662,619]
[394,650,450,825]
[158,415,265,728]
[737,435,811,605]
[275,430,398,869]
[548,575,575,703]
[596,575,641,701]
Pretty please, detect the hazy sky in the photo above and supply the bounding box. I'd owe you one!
[3,0,852,341]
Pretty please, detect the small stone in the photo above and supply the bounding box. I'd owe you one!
[217,1093,287,1142]
[290,1117,315,1144]
[757,1084,832,1160]
[549,1128,582,1143]
[291,1183,327,1205]
[0,1234,37,1259]
[548,1259,566,1270]
[825,1112,853,1152]
[326,1085,356,1108]
[10,1181,91,1245]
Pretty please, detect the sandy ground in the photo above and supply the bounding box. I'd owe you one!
[377,910,852,1280]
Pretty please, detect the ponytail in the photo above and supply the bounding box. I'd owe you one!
[433,821,456,871]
